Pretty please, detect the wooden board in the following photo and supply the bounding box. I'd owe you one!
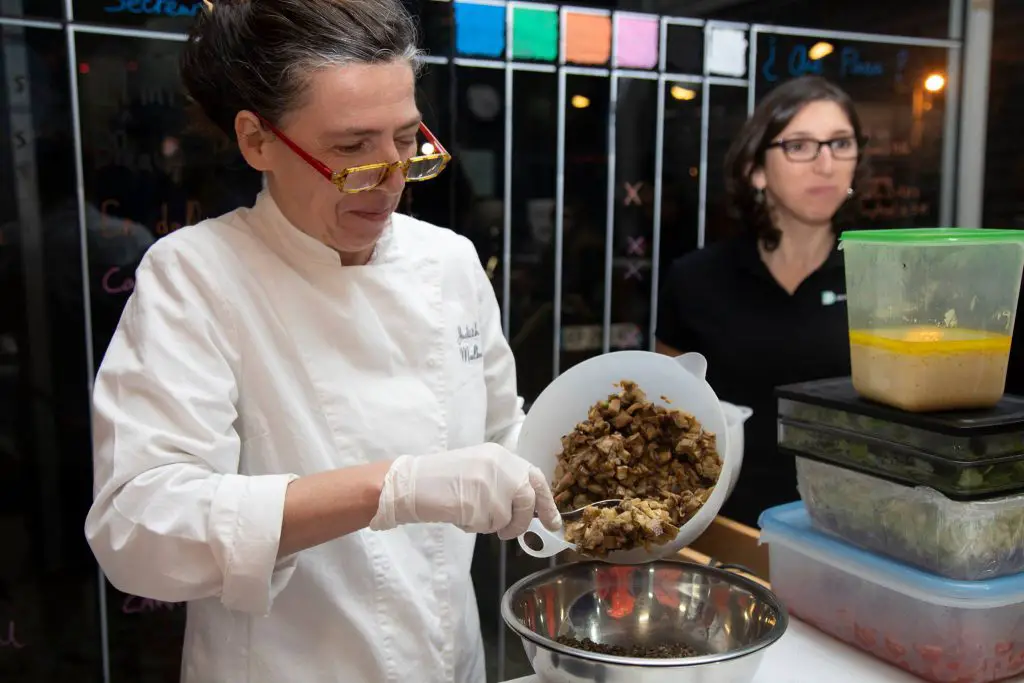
[684,515,770,580]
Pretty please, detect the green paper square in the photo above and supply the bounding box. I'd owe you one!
[512,6,558,61]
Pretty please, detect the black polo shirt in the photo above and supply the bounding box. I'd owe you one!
[656,237,850,526]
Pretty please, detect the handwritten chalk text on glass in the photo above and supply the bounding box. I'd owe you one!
[100,199,134,239]
[95,130,183,173]
[761,38,822,82]
[0,620,26,649]
[104,0,201,17]
[761,38,885,82]
[839,47,883,78]
[99,198,202,240]
[102,267,136,296]
[158,200,203,236]
[121,595,183,614]
[858,176,930,221]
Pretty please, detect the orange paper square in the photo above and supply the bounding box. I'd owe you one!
[564,12,612,65]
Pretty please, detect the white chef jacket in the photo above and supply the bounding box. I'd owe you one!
[84,190,525,683]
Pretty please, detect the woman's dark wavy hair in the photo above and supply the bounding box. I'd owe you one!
[724,76,869,251]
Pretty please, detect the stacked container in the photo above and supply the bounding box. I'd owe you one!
[760,228,1024,683]
[776,378,1024,581]
[842,228,1024,414]
[760,503,1024,683]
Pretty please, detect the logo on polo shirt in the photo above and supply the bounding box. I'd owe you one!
[821,290,847,306]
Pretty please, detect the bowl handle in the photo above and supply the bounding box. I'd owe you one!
[674,352,708,381]
[517,518,575,558]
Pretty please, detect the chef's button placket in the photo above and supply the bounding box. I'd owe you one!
[431,527,454,682]
[428,259,447,452]
[371,540,399,683]
[425,343,443,439]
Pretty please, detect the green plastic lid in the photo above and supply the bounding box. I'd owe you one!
[841,228,1024,244]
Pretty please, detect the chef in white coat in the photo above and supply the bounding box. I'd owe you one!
[83,1,562,682]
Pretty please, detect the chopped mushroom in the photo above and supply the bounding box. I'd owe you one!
[554,380,722,557]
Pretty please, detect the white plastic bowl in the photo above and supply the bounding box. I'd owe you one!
[516,351,734,564]
[719,401,752,501]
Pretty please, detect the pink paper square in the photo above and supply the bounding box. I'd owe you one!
[615,16,659,69]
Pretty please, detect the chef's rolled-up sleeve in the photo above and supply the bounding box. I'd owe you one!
[84,237,298,616]
[466,243,526,452]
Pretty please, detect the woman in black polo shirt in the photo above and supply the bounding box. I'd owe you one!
[656,76,867,526]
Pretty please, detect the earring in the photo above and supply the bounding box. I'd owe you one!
[755,187,765,204]
[847,187,854,196]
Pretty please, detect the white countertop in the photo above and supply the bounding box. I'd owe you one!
[504,617,1024,683]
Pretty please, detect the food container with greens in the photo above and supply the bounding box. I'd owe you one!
[796,457,1024,580]
[776,378,1024,498]
[779,420,1024,498]
[759,502,1024,682]
[779,378,1024,460]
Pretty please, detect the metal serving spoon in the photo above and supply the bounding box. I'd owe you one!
[559,498,623,522]
[520,499,623,558]
[522,499,686,559]
[519,499,623,559]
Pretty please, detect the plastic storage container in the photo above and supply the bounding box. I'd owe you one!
[841,228,1024,412]
[796,457,1024,580]
[778,378,1024,460]
[776,378,1024,499]
[759,503,1024,683]
[779,421,1024,499]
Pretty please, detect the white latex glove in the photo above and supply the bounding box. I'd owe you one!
[368,443,562,540]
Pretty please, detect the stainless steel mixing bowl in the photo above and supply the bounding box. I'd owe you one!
[501,560,787,683]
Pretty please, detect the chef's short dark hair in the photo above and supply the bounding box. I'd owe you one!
[724,76,869,251]
[180,0,420,140]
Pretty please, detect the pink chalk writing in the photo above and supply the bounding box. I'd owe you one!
[121,595,183,615]
[626,236,646,256]
[99,198,134,239]
[98,198,204,239]
[155,200,203,236]
[0,620,25,649]
[101,266,136,295]
[622,181,644,207]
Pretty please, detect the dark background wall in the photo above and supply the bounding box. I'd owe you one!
[0,1,1008,682]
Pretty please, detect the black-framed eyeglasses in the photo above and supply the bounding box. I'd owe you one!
[766,136,863,162]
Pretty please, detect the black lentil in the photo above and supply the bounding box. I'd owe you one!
[555,635,697,659]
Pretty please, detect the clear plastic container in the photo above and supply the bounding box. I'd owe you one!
[777,377,1024,461]
[796,457,1024,580]
[841,229,1024,412]
[759,503,1024,683]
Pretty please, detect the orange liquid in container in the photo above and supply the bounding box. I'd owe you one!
[849,327,1012,412]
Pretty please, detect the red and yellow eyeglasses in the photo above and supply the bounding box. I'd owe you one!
[255,114,451,194]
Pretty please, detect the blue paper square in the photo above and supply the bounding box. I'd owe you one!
[454,2,505,59]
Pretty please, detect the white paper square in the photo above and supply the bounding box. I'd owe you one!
[707,28,748,77]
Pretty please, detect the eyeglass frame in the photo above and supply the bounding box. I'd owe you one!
[764,136,867,163]
[254,113,452,194]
